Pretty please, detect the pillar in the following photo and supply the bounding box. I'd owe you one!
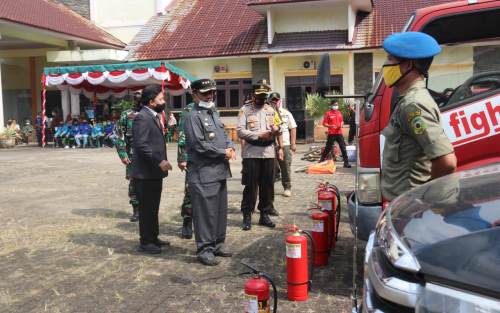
[70,93,80,117]
[347,52,355,95]
[61,89,70,121]
[0,62,4,130]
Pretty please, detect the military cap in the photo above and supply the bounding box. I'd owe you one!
[191,79,216,92]
[268,92,280,100]
[253,79,271,98]
[383,32,441,59]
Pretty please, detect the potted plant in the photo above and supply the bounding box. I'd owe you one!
[0,128,19,148]
[305,92,352,141]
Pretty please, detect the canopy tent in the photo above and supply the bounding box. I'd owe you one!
[41,61,196,146]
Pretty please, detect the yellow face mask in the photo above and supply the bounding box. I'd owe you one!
[382,63,403,87]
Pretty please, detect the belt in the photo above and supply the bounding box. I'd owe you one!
[246,139,274,147]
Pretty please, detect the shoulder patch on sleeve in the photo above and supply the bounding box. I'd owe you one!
[410,116,427,135]
[406,109,421,123]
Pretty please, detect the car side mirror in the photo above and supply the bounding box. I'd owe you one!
[364,103,374,121]
[362,92,374,121]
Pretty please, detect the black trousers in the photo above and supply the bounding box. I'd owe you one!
[36,130,42,147]
[189,180,227,256]
[134,179,163,245]
[320,134,348,163]
[348,125,356,144]
[241,158,275,214]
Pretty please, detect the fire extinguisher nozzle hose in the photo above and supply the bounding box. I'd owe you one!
[261,272,278,313]
[241,261,278,313]
[300,230,316,292]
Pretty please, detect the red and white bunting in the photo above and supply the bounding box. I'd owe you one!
[130,68,152,81]
[86,71,108,85]
[107,70,130,84]
[45,66,190,100]
[66,73,85,85]
[45,67,177,87]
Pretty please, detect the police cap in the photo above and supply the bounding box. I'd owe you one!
[253,79,271,98]
[268,92,280,100]
[191,79,216,93]
[382,32,441,59]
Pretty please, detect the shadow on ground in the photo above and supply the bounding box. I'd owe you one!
[71,208,130,219]
[68,232,197,263]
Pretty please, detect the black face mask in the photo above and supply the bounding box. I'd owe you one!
[154,103,166,113]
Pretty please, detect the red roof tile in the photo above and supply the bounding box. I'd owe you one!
[132,0,460,60]
[0,0,124,48]
[247,0,322,5]
[353,0,457,48]
[135,0,267,60]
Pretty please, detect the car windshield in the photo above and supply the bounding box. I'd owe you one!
[426,45,500,109]
[421,8,500,109]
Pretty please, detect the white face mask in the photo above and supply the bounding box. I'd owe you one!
[331,105,339,110]
[198,100,215,109]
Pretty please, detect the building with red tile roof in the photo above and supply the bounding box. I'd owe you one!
[131,0,458,61]
[0,0,126,129]
[127,0,484,142]
[0,0,124,49]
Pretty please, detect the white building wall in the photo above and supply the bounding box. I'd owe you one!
[91,0,156,43]
[273,3,348,33]
[270,53,350,106]
[171,58,253,80]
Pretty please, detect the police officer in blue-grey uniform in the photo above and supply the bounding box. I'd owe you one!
[381,32,456,202]
[184,78,237,266]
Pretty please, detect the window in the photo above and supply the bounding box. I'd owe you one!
[172,95,183,109]
[215,78,253,109]
[423,44,500,109]
[421,8,500,108]
[216,90,226,108]
[230,90,240,107]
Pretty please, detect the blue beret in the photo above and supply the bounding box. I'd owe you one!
[383,32,441,59]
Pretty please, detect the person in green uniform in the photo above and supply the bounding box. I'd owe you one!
[177,101,195,239]
[380,32,457,202]
[115,91,142,222]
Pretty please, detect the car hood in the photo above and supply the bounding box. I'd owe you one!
[388,164,500,296]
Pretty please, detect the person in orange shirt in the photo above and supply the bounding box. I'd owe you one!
[319,100,351,168]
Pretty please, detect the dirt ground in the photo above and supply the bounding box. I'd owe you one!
[0,143,365,313]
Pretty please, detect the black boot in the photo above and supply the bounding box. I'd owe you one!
[259,213,276,228]
[129,206,139,222]
[343,162,352,168]
[242,212,252,231]
[268,207,280,216]
[181,217,193,239]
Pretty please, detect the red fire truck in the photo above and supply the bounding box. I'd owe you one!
[348,0,500,240]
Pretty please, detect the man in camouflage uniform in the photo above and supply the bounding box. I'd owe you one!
[177,101,194,239]
[380,32,457,202]
[115,92,142,222]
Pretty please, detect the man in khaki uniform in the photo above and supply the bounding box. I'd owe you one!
[237,81,283,230]
[380,32,457,201]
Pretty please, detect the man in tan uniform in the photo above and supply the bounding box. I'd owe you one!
[237,81,283,230]
[380,32,457,201]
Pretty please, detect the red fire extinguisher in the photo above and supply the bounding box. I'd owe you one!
[317,183,341,249]
[309,209,330,266]
[286,226,314,301]
[242,261,277,313]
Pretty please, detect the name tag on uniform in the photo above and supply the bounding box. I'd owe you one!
[247,116,258,129]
